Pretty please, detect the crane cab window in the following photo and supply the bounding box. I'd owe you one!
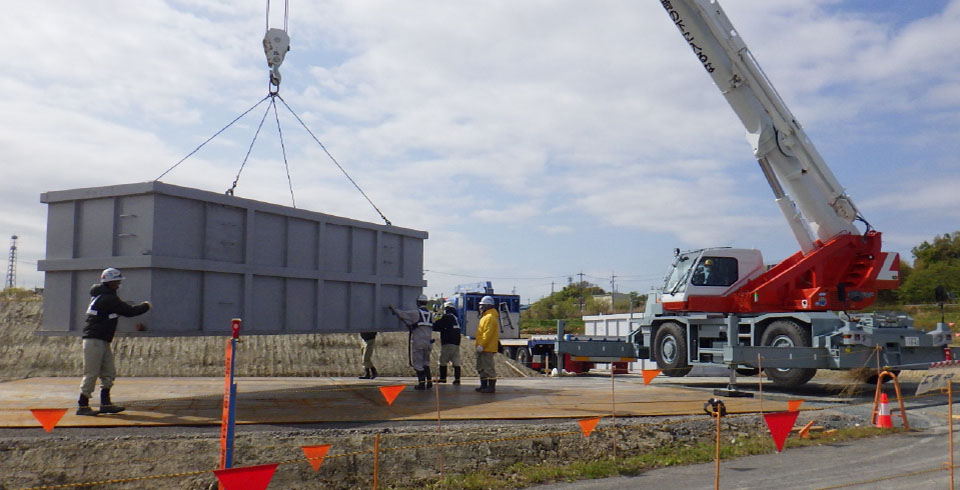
[691,257,738,287]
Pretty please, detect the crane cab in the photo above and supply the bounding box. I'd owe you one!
[659,248,765,312]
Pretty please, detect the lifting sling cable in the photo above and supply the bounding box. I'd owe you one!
[154,95,271,181]
[276,94,393,226]
[225,99,274,197]
[156,0,390,223]
[271,98,297,208]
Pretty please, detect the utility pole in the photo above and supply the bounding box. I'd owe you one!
[578,271,585,311]
[5,235,17,290]
[610,272,617,313]
[550,281,554,296]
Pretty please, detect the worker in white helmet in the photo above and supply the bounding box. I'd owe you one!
[77,268,151,416]
[389,294,435,390]
[474,295,499,393]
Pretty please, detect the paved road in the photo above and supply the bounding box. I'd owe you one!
[532,423,956,489]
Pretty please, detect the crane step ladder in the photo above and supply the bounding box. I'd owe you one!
[498,302,515,334]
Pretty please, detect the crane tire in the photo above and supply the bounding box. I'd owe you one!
[515,347,531,367]
[760,320,817,387]
[653,322,692,377]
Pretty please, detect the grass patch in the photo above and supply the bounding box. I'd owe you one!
[415,425,895,489]
[519,318,585,335]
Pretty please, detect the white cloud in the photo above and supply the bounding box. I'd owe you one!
[538,225,573,235]
[0,0,957,298]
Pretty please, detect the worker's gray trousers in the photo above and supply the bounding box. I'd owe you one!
[476,352,496,382]
[361,339,376,369]
[439,343,461,367]
[412,344,431,371]
[79,338,115,397]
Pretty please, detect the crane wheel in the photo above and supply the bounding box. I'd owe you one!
[760,320,816,387]
[653,322,692,377]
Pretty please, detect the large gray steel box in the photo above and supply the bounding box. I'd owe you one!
[38,182,427,336]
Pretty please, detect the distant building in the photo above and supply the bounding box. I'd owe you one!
[591,292,632,310]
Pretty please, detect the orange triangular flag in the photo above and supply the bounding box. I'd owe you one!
[302,444,331,471]
[30,409,67,433]
[379,385,406,405]
[763,411,800,452]
[787,399,804,412]
[578,417,601,438]
[214,463,278,490]
[641,369,661,385]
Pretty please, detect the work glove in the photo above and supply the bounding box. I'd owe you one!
[143,301,152,310]
[476,345,484,353]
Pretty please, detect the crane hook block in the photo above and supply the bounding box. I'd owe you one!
[263,27,291,87]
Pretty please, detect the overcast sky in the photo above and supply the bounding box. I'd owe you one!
[2,0,958,304]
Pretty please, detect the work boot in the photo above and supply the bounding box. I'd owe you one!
[99,389,125,414]
[475,379,488,392]
[414,370,427,390]
[370,367,378,379]
[359,368,372,380]
[480,379,496,393]
[453,367,462,385]
[424,367,434,389]
[76,394,97,416]
[438,366,448,383]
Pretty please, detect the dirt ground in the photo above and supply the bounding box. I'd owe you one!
[0,298,534,381]
[0,298,863,489]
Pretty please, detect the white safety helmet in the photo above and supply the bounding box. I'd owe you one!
[100,268,124,283]
[479,296,495,306]
[417,294,428,303]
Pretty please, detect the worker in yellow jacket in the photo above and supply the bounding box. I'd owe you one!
[475,296,499,393]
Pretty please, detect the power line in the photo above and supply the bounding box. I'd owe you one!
[424,269,574,281]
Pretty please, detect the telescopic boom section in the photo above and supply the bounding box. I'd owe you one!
[661,0,860,253]
[659,0,899,312]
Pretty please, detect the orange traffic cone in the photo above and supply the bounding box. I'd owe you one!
[876,393,893,429]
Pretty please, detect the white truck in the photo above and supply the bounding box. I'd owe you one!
[557,0,954,387]
[446,283,621,373]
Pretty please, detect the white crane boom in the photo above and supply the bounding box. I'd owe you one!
[662,0,861,253]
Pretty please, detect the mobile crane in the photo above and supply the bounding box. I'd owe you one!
[560,0,954,387]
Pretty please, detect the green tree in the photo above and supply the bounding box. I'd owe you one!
[527,282,605,320]
[877,259,913,306]
[898,231,960,304]
[912,232,960,269]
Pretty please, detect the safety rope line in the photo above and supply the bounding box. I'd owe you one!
[155,95,272,181]
[276,94,392,225]
[7,405,953,490]
[271,97,296,208]
[1,368,949,414]
[225,98,273,196]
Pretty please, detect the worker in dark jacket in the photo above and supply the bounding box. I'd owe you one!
[77,268,151,416]
[432,302,462,384]
[358,331,378,379]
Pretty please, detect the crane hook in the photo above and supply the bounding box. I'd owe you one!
[263,27,290,93]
